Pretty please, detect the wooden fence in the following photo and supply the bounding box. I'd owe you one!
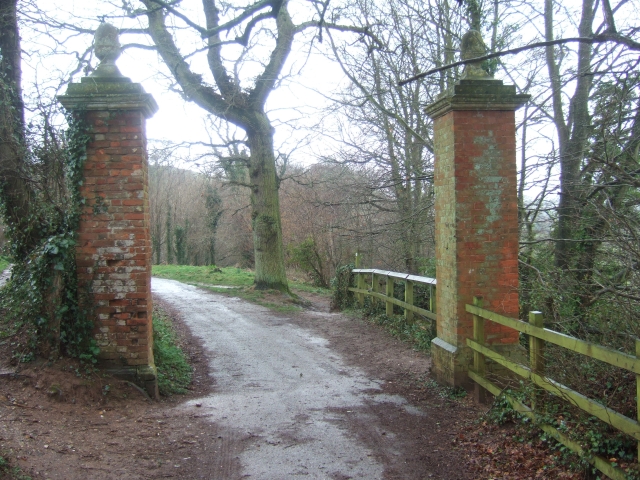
[345,260,638,478]
[348,267,436,322]
[467,297,640,480]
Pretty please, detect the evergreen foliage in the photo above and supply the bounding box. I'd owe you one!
[330,263,355,311]
[0,114,98,361]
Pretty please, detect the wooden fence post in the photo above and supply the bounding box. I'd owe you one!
[386,275,394,316]
[355,252,364,306]
[636,338,640,461]
[405,279,414,323]
[429,284,436,313]
[372,273,379,307]
[472,296,487,403]
[529,311,545,411]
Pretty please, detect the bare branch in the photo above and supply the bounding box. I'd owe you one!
[201,0,276,39]
[399,34,640,86]
[147,0,208,35]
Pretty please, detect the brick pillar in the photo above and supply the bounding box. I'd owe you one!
[425,79,529,388]
[59,24,159,397]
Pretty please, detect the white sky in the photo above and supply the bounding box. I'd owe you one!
[20,0,640,212]
[21,0,349,167]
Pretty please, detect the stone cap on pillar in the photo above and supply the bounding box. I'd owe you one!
[58,23,158,118]
[425,79,530,120]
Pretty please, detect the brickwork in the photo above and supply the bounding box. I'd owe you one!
[58,29,159,396]
[425,79,529,388]
[76,110,153,369]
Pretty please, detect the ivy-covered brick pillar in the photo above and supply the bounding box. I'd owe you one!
[425,33,529,389]
[59,24,159,397]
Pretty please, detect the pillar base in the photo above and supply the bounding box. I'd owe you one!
[104,365,159,399]
[431,337,471,388]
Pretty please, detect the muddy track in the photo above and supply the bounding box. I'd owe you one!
[0,278,483,479]
[152,278,476,479]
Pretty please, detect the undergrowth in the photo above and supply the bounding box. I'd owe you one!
[361,298,435,353]
[330,263,355,310]
[152,305,192,396]
[0,452,31,480]
[0,113,97,363]
[0,257,9,273]
[486,386,640,479]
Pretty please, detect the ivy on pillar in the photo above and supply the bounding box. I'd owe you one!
[425,29,529,388]
[58,24,159,398]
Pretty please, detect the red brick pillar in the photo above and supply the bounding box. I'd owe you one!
[59,24,159,397]
[425,79,529,388]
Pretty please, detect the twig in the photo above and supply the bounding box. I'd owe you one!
[1,402,36,409]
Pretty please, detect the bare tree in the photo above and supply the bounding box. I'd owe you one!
[128,0,301,290]
[320,0,468,273]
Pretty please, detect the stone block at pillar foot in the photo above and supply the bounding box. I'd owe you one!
[430,337,472,389]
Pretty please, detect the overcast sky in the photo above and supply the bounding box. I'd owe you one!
[21,0,349,167]
[21,0,638,200]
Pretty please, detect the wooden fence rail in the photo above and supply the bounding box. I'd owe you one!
[467,298,640,480]
[348,264,436,323]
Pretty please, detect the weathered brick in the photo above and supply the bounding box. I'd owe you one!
[425,79,528,388]
[71,108,156,371]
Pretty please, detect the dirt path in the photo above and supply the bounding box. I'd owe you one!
[0,279,483,480]
[151,278,477,479]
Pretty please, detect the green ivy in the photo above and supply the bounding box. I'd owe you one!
[330,263,355,310]
[0,112,98,361]
[486,386,640,479]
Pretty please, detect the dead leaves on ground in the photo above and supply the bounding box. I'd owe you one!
[459,423,584,479]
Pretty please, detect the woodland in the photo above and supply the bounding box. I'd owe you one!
[0,0,638,475]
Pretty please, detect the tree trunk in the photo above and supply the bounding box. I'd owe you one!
[142,0,293,291]
[247,125,288,292]
[547,0,595,269]
[166,209,173,264]
[0,0,33,259]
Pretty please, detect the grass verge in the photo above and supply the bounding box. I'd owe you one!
[153,264,254,287]
[203,285,306,313]
[153,305,192,396]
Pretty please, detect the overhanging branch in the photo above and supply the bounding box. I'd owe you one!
[399,34,640,86]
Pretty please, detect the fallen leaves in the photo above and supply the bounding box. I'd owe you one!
[460,423,584,479]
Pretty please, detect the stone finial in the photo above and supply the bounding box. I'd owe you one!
[92,23,123,78]
[460,29,491,79]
